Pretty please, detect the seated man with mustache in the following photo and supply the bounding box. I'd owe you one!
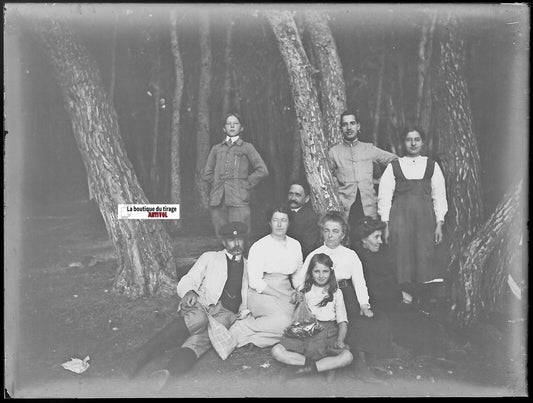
[129,221,250,391]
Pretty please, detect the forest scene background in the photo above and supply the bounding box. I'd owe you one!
[4,3,528,397]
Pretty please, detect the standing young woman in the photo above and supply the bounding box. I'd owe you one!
[378,126,448,299]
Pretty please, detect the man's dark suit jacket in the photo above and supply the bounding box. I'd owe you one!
[287,202,321,259]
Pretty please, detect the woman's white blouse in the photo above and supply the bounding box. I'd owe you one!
[247,234,303,293]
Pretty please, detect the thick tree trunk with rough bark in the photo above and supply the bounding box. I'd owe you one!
[430,12,484,275]
[302,11,347,148]
[453,180,523,328]
[32,17,178,298]
[169,11,184,232]
[194,14,212,210]
[266,11,342,214]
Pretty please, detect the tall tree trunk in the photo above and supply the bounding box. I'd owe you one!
[372,30,386,145]
[416,11,437,151]
[266,65,286,202]
[453,180,523,327]
[266,11,342,214]
[149,34,162,199]
[302,11,346,148]
[169,11,184,232]
[31,17,178,298]
[194,14,211,210]
[431,12,484,278]
[222,21,234,116]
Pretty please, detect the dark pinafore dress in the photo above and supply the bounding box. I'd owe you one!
[389,158,437,285]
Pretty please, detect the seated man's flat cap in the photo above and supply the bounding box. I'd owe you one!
[219,221,248,238]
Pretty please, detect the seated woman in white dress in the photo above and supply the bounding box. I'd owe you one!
[230,205,303,348]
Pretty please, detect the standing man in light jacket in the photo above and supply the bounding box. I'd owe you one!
[203,113,269,239]
[329,110,397,220]
[130,222,250,390]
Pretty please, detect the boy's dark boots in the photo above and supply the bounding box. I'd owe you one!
[130,316,190,379]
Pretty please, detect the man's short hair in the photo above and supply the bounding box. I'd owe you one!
[339,109,360,127]
[289,180,311,197]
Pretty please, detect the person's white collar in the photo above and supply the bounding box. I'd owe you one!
[291,206,303,213]
[225,136,240,143]
[225,250,242,261]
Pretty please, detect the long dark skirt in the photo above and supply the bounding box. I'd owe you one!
[341,284,393,358]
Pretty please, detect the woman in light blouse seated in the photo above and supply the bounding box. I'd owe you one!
[293,211,392,382]
[230,205,302,348]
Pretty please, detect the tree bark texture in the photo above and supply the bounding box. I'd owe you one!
[169,11,184,231]
[302,11,346,148]
[431,12,484,274]
[453,180,523,328]
[290,112,303,181]
[195,14,212,210]
[31,17,178,298]
[266,11,342,214]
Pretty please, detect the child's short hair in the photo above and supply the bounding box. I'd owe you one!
[302,253,338,307]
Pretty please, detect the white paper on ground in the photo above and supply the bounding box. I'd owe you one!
[61,356,90,373]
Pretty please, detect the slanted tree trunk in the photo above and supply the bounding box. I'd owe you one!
[453,180,523,327]
[169,10,184,232]
[302,11,346,148]
[266,11,342,214]
[194,14,212,210]
[31,17,178,298]
[430,12,484,277]
[290,112,303,181]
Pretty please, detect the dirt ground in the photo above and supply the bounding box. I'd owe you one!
[6,200,527,398]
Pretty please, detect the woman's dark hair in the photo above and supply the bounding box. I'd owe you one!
[223,112,243,126]
[401,125,426,142]
[352,216,386,242]
[302,253,338,307]
[265,204,291,224]
[318,210,348,237]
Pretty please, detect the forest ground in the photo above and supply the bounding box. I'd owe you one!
[7,200,527,398]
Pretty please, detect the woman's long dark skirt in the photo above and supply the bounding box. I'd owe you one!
[341,284,393,358]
